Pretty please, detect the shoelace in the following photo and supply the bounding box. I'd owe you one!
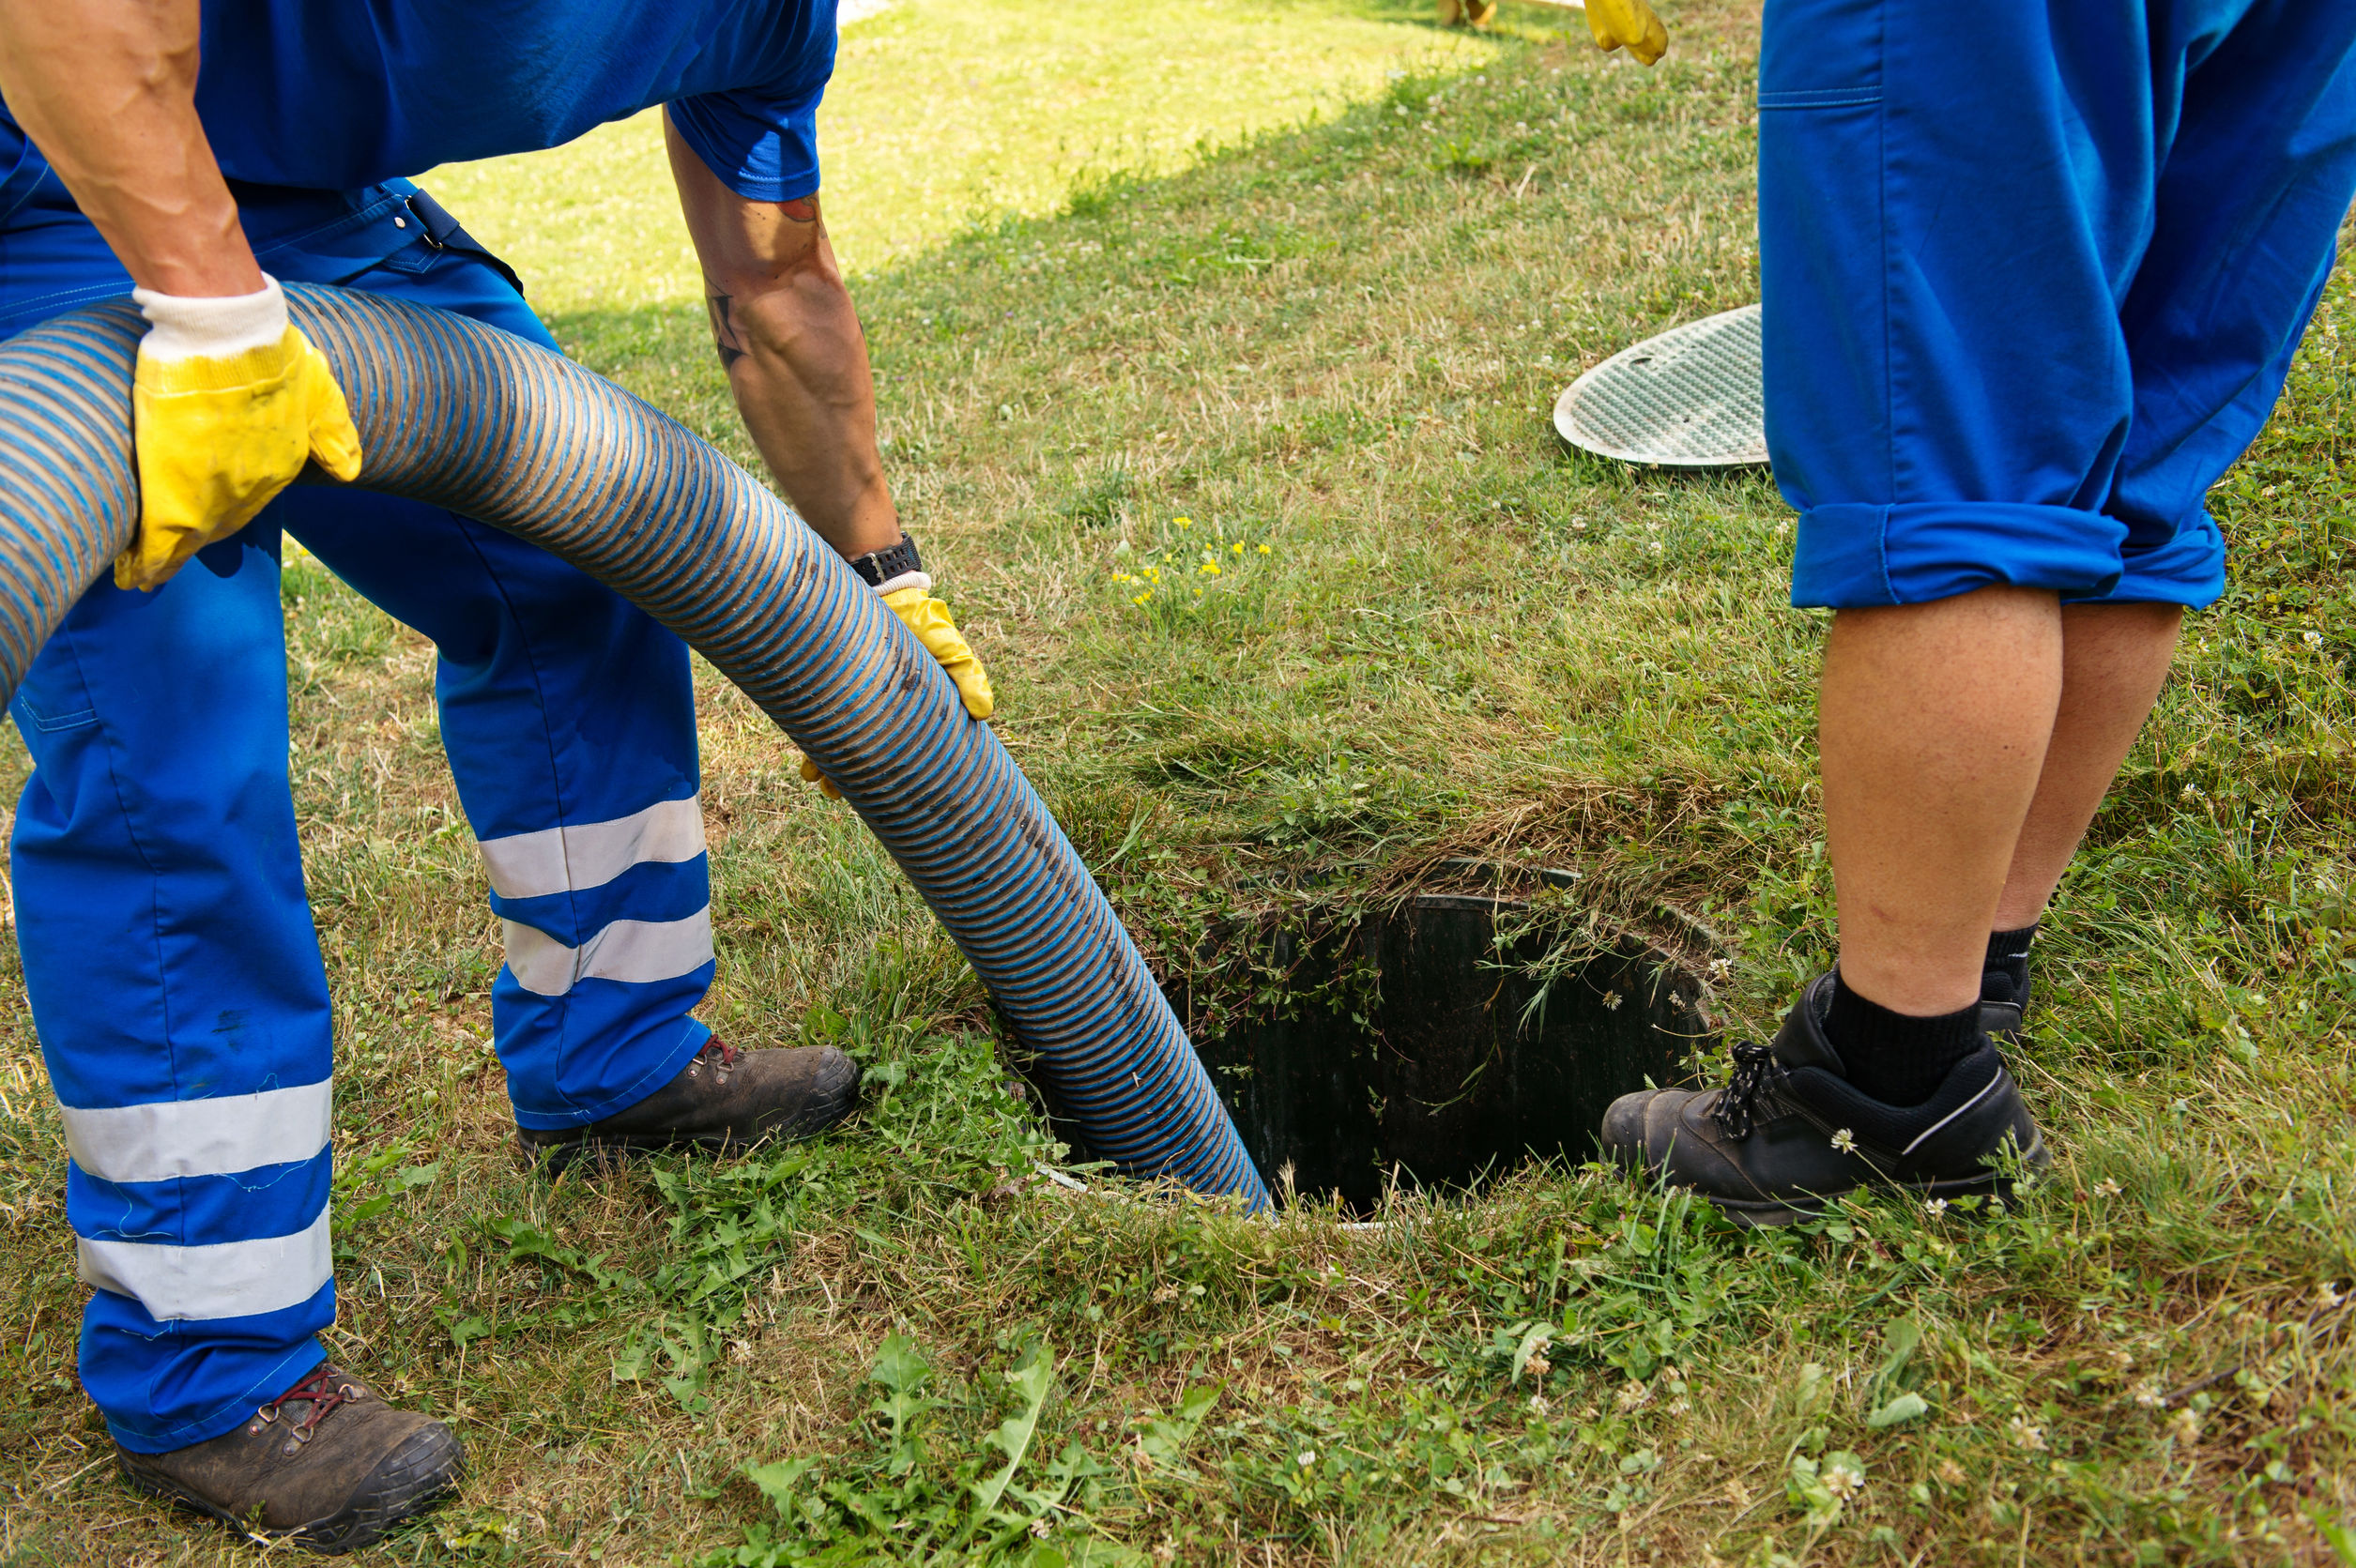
[690,1040,740,1082]
[1710,1041,1781,1140]
[258,1365,359,1443]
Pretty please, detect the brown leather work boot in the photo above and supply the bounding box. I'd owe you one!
[115,1364,461,1554]
[517,1038,861,1173]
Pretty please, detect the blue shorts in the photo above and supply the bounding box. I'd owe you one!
[1763,0,2356,609]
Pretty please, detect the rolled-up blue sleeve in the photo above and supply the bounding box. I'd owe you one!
[669,78,825,202]
[664,9,838,202]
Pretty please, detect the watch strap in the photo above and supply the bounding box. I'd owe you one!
[848,533,922,587]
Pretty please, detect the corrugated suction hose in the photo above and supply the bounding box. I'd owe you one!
[0,284,1271,1212]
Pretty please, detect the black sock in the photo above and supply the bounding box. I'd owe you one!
[1984,923,2038,1006]
[1824,970,1983,1108]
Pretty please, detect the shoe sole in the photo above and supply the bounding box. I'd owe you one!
[1698,1128,2053,1229]
[119,1423,463,1556]
[518,1071,862,1177]
[525,1126,786,1177]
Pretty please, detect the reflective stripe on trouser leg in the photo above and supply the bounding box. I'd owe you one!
[10,525,334,1454]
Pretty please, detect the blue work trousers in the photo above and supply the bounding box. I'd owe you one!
[1762,0,2356,608]
[3,178,713,1453]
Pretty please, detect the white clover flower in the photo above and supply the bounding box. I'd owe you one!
[1296,1450,1317,1468]
[1830,1129,1857,1154]
[2168,1407,2203,1442]
[2305,631,2325,647]
[1821,1455,1864,1497]
[2134,1379,2164,1408]
[1924,1197,1949,1216]
[2007,1415,2046,1451]
[2093,1178,2123,1197]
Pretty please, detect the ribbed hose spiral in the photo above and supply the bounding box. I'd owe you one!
[0,284,1271,1212]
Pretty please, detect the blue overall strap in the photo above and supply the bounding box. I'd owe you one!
[401,188,525,297]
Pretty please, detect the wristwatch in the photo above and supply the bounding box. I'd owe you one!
[847,533,922,587]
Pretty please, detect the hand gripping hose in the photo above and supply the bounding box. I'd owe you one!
[0,285,1272,1212]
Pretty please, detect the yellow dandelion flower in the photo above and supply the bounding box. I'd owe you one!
[1258,543,1272,555]
[1174,517,1192,529]
[1111,571,1134,583]
[1232,541,1245,555]
[1199,561,1220,576]
[1132,593,1150,605]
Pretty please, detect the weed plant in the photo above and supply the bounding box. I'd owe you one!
[3,0,2353,1563]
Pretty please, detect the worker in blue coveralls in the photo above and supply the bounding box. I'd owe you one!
[1605,8,2356,1218]
[0,0,994,1549]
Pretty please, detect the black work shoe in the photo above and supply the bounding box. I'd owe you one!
[517,1038,861,1172]
[115,1364,461,1554]
[1980,965,2031,1040]
[1981,925,2043,1039]
[1599,973,2049,1226]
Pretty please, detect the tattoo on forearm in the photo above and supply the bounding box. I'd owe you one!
[705,288,746,370]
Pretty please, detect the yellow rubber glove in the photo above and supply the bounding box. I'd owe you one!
[882,585,995,720]
[120,277,362,591]
[1586,0,1668,65]
[797,576,995,799]
[797,754,844,800]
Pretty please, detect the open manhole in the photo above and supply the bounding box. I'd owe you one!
[1029,892,1717,1210]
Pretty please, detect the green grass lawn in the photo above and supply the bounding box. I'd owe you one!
[5,0,2356,1562]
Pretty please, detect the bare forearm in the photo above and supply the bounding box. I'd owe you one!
[665,114,898,558]
[0,0,259,296]
[707,269,901,558]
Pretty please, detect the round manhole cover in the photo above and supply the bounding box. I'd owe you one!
[1553,304,1767,469]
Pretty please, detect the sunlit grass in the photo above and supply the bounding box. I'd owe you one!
[423,0,1509,312]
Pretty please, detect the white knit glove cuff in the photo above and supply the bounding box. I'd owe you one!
[874,571,932,596]
[131,274,287,362]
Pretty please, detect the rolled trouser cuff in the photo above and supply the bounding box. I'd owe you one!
[2068,510,2226,609]
[1792,501,2131,609]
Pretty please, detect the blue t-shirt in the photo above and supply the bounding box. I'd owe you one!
[3,0,834,207]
